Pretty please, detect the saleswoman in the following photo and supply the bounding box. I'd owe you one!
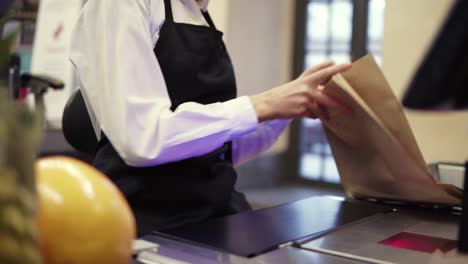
[69,0,351,236]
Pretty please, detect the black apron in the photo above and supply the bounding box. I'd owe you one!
[93,0,251,236]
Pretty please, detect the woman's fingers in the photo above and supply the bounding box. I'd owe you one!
[305,62,352,85]
[250,61,353,122]
[311,89,352,115]
[300,62,353,117]
[305,103,331,120]
[306,102,319,119]
[300,60,335,78]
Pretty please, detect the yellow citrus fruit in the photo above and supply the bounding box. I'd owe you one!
[36,156,135,264]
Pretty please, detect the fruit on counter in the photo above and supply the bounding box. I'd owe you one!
[36,156,136,264]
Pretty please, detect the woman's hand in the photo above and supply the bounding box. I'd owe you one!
[249,61,352,122]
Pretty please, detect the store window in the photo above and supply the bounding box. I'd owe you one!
[298,0,385,183]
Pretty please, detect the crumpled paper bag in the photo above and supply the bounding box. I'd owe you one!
[321,55,462,206]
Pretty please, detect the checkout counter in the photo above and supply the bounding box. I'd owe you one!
[39,125,462,263]
[32,125,468,263]
[39,124,464,263]
[37,121,465,263]
[131,196,465,264]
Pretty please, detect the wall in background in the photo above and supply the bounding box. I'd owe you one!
[205,0,229,41]
[224,0,294,155]
[382,0,468,163]
[207,0,296,187]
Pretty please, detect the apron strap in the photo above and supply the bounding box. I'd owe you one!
[202,11,217,29]
[164,0,216,29]
[164,0,174,21]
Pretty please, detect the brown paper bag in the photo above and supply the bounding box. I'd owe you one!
[321,55,462,206]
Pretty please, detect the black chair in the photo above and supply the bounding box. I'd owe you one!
[62,90,98,156]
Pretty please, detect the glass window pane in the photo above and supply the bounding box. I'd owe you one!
[367,0,385,66]
[302,124,322,152]
[330,41,351,51]
[324,157,340,183]
[331,0,353,41]
[324,144,333,155]
[302,118,322,127]
[329,52,350,64]
[300,154,323,180]
[307,2,330,42]
[311,143,323,153]
[305,40,328,52]
[368,0,386,42]
[300,0,384,184]
[367,41,382,52]
[305,53,327,69]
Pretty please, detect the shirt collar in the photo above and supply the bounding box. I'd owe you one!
[180,0,209,11]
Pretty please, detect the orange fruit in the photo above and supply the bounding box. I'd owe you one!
[36,156,135,264]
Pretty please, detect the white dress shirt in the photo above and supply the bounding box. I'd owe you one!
[69,0,290,167]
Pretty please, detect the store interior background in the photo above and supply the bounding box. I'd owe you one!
[17,0,468,208]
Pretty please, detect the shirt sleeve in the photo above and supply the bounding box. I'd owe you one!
[232,119,291,166]
[69,0,258,167]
